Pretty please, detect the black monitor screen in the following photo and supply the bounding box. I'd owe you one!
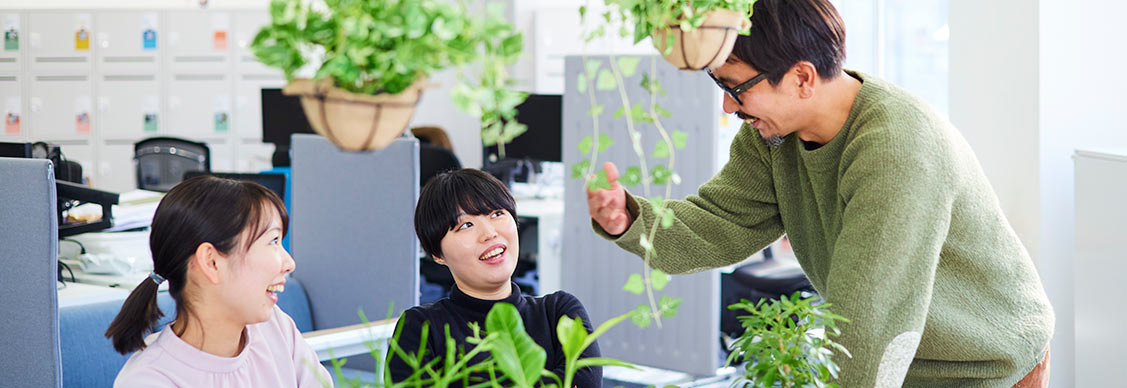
[261,88,316,146]
[484,94,562,165]
[0,141,32,158]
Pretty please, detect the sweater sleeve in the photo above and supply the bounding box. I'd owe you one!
[386,308,435,384]
[547,292,602,388]
[824,125,956,387]
[592,124,785,274]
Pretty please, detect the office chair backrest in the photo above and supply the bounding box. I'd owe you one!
[410,126,454,151]
[419,144,462,188]
[0,157,63,388]
[133,137,210,192]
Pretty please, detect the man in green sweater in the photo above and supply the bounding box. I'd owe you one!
[585,0,1054,387]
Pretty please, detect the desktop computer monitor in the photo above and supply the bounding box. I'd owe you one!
[261,88,316,167]
[482,94,562,185]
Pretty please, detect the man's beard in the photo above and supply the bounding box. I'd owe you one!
[738,112,785,148]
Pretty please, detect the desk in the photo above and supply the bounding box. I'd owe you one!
[515,196,564,295]
[57,282,129,309]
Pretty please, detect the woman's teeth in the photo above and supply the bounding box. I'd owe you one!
[480,247,504,260]
[267,284,285,293]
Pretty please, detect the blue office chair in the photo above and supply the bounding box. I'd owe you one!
[0,157,63,387]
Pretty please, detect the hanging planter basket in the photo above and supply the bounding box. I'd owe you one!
[652,10,752,71]
[282,77,431,152]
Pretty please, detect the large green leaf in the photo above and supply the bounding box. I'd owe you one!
[577,135,594,155]
[596,68,617,90]
[556,315,589,359]
[485,303,546,387]
[622,274,644,295]
[617,56,641,77]
[651,269,671,291]
[620,166,642,186]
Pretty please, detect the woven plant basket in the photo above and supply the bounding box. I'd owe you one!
[282,77,430,152]
[652,10,751,71]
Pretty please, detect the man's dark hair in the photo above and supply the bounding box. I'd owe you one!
[731,0,847,85]
[414,168,517,260]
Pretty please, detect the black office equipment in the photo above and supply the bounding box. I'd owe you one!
[482,94,562,186]
[57,180,119,238]
[261,88,316,167]
[0,141,32,158]
[1,141,83,184]
[134,137,210,192]
[182,171,286,200]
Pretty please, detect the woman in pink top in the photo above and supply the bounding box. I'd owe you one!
[104,175,331,387]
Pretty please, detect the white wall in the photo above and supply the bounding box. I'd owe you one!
[952,1,1127,386]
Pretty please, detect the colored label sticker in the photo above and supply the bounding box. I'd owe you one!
[76,112,90,133]
[3,29,16,51]
[214,111,228,132]
[4,113,18,134]
[75,28,90,51]
[143,113,158,132]
[142,29,157,50]
[213,30,227,50]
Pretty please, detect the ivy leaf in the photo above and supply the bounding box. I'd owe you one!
[672,130,688,149]
[648,196,664,210]
[585,59,602,77]
[579,5,587,19]
[631,304,652,328]
[577,135,594,155]
[597,133,615,153]
[577,73,587,93]
[620,166,642,186]
[596,68,617,90]
[651,165,673,185]
[588,104,603,117]
[658,295,682,318]
[617,56,641,77]
[485,303,547,387]
[588,169,612,191]
[613,106,627,119]
[652,141,670,159]
[661,208,675,229]
[652,269,671,291]
[622,274,644,295]
[655,104,672,118]
[571,160,590,179]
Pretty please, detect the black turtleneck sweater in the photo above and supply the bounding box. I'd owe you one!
[388,282,602,387]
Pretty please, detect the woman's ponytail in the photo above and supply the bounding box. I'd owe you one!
[104,275,165,354]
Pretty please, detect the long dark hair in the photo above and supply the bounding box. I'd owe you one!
[105,175,288,354]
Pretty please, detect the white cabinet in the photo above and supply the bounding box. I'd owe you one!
[165,11,231,73]
[97,74,159,139]
[233,138,274,172]
[95,140,136,193]
[29,74,94,140]
[0,13,24,73]
[28,12,93,72]
[234,74,284,139]
[166,73,230,138]
[95,11,159,74]
[203,137,233,172]
[0,74,23,140]
[1075,149,1127,388]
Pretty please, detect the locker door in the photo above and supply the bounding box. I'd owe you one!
[95,140,136,193]
[95,11,159,74]
[0,13,24,73]
[0,74,23,140]
[29,74,94,140]
[233,11,276,75]
[166,73,231,138]
[204,137,233,172]
[166,11,231,73]
[233,139,274,173]
[98,74,159,140]
[28,12,93,73]
[234,74,285,140]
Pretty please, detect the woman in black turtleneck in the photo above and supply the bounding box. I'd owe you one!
[390,168,601,387]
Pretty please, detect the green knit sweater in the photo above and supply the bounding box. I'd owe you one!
[598,71,1054,387]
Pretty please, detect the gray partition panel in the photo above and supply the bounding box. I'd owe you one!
[561,56,722,376]
[0,157,62,387]
[291,135,420,330]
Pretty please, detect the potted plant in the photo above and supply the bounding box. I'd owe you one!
[251,0,527,152]
[590,0,756,70]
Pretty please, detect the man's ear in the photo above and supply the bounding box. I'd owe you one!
[432,255,447,266]
[191,242,224,284]
[792,61,818,99]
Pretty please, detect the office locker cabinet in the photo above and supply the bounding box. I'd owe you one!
[95,11,160,74]
[97,74,159,139]
[28,12,93,73]
[29,74,94,140]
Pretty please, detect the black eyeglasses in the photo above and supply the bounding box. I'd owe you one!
[706,69,767,105]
